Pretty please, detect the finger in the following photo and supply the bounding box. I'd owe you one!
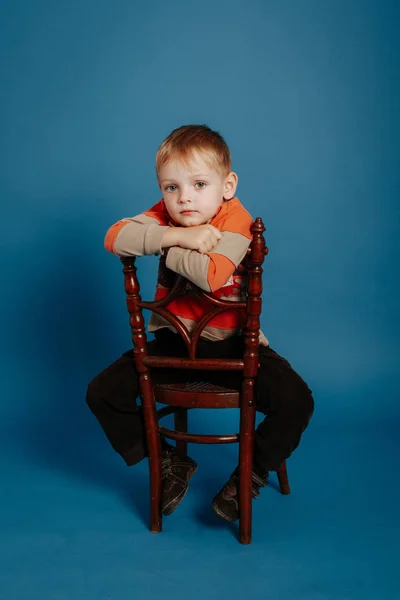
[208,235,218,248]
[209,225,222,239]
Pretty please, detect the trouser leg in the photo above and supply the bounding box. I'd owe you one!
[86,332,189,466]
[253,346,315,472]
[86,347,147,466]
[194,336,314,472]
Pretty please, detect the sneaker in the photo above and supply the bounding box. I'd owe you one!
[161,445,198,515]
[211,468,268,522]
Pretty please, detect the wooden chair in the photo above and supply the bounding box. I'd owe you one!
[120,218,290,544]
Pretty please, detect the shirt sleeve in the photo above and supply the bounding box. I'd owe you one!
[104,200,170,257]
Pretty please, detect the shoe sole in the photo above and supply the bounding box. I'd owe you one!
[211,500,238,523]
[162,464,198,516]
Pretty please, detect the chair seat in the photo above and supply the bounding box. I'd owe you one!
[154,380,240,408]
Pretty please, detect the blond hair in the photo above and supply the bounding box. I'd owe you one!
[156,125,232,178]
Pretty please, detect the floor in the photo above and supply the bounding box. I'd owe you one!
[1,395,398,600]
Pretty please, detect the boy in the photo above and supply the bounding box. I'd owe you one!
[87,125,314,522]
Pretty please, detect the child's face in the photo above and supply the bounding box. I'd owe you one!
[158,152,237,227]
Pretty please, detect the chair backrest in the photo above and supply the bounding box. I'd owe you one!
[121,218,268,379]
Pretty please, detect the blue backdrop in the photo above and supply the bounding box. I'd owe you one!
[1,1,399,599]
[2,0,398,421]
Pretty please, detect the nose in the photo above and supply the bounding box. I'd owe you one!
[178,187,192,204]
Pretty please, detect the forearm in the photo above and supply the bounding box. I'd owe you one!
[105,217,169,256]
[166,247,211,290]
[160,227,181,250]
[165,231,251,292]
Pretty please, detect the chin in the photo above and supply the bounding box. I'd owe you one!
[179,217,204,227]
[184,221,199,227]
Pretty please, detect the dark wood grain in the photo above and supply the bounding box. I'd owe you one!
[120,218,290,544]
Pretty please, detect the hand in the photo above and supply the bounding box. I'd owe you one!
[176,225,222,254]
[162,225,222,254]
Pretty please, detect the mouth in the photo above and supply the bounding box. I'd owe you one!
[180,210,197,215]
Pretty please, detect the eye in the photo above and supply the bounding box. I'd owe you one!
[165,185,177,192]
[195,181,206,189]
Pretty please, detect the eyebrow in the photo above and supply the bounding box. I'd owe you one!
[160,174,211,183]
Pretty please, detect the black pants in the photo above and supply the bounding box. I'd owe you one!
[86,329,314,471]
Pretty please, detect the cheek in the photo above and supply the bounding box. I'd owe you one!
[208,196,223,212]
[164,199,177,213]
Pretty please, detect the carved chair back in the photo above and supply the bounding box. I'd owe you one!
[121,218,267,380]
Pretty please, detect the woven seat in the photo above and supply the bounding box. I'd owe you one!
[154,380,240,408]
[157,381,238,393]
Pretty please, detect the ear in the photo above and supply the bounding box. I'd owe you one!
[223,171,238,200]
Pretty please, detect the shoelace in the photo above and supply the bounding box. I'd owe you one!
[161,449,174,479]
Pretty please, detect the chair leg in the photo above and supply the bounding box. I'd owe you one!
[173,408,188,457]
[277,461,291,495]
[238,402,256,545]
[140,377,163,533]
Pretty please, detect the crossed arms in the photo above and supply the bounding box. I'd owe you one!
[104,199,253,293]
